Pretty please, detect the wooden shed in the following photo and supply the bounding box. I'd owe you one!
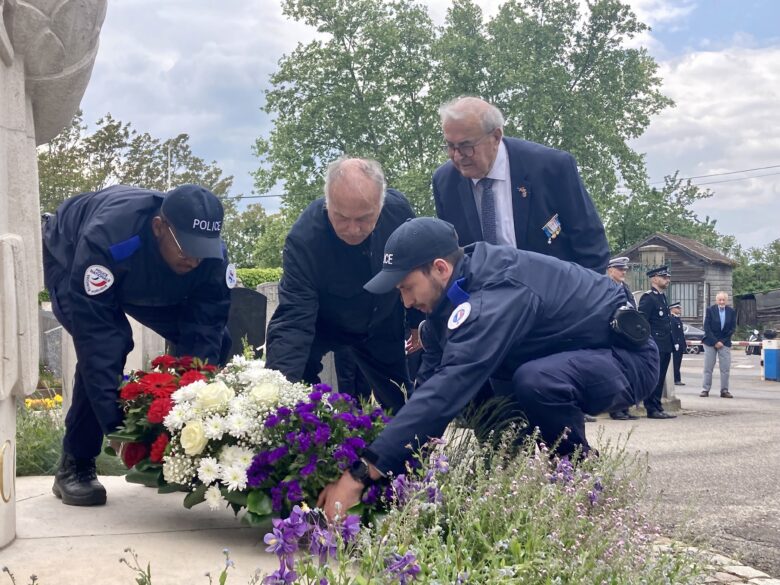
[735,289,780,331]
[620,233,737,325]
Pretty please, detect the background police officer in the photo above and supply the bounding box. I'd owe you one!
[318,218,659,519]
[638,266,676,419]
[670,302,686,385]
[606,256,639,420]
[265,157,421,413]
[43,184,233,506]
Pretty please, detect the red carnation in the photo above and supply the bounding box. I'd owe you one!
[139,372,177,396]
[119,381,144,400]
[122,442,149,469]
[179,369,207,387]
[147,396,173,424]
[149,433,170,463]
[177,356,194,369]
[201,364,218,373]
[151,354,178,369]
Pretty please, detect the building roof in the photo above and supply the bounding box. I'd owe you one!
[620,233,737,267]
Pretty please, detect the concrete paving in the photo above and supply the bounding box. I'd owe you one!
[1,349,778,583]
[590,350,780,578]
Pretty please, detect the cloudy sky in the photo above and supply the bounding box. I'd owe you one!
[79,0,780,250]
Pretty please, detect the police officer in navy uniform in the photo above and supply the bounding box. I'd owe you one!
[318,218,659,519]
[669,302,686,385]
[43,184,233,506]
[638,266,676,419]
[265,157,422,413]
[606,256,639,420]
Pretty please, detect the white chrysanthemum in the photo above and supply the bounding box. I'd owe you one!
[164,403,194,431]
[222,464,248,492]
[172,380,207,403]
[197,457,221,485]
[204,415,226,440]
[204,485,224,511]
[226,412,251,437]
[219,445,253,467]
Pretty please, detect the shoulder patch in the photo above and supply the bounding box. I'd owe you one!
[225,263,237,289]
[448,302,472,330]
[109,235,141,262]
[84,265,114,296]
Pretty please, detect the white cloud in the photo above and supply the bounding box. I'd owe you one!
[633,46,780,248]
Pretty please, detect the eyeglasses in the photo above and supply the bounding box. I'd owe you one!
[442,132,494,158]
[167,226,188,259]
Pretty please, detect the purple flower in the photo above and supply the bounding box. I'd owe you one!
[352,414,373,430]
[390,475,412,505]
[247,452,272,487]
[300,455,318,477]
[308,390,323,402]
[285,480,303,503]
[344,436,366,451]
[327,392,355,405]
[309,525,337,564]
[385,551,421,584]
[295,401,316,414]
[334,412,357,426]
[277,406,292,418]
[550,456,574,484]
[362,483,381,505]
[333,444,357,465]
[268,446,289,464]
[263,524,297,556]
[426,484,442,504]
[264,415,281,428]
[296,432,313,452]
[300,412,321,426]
[271,486,283,512]
[313,425,330,446]
[262,564,298,585]
[319,580,329,585]
[340,514,361,543]
[370,407,385,419]
[313,383,332,393]
[286,505,310,538]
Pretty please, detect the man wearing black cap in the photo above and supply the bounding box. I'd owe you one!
[318,218,659,520]
[638,266,676,419]
[669,302,686,385]
[42,184,234,506]
[606,256,639,420]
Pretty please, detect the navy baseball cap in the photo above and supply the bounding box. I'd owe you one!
[161,184,224,259]
[364,217,459,294]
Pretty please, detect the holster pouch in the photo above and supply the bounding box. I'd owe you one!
[610,305,650,349]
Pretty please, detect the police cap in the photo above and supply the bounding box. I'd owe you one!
[364,217,459,294]
[669,302,681,309]
[646,265,670,278]
[161,184,224,259]
[608,256,630,270]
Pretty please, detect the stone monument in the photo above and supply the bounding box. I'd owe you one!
[0,0,106,549]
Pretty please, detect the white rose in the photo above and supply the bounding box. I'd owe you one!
[249,382,280,405]
[180,420,209,456]
[195,381,234,411]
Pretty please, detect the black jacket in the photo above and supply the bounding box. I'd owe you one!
[265,190,420,381]
[639,288,674,353]
[42,185,232,408]
[671,314,686,351]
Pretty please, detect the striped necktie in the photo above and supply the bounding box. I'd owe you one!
[478,177,497,245]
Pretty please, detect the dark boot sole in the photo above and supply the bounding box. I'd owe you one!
[52,482,107,506]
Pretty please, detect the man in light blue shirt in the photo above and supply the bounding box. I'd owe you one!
[701,291,736,398]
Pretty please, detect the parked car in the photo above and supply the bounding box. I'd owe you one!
[683,323,705,354]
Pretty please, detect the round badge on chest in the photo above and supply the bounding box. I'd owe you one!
[448,302,472,330]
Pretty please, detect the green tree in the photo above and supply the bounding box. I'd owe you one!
[38,112,233,213]
[254,0,672,222]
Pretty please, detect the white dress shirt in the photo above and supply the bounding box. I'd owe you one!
[471,141,516,247]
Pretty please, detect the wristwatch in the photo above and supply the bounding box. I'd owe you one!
[348,457,372,485]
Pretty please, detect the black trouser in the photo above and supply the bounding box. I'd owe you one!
[302,335,409,414]
[334,348,372,404]
[511,340,659,456]
[672,349,684,383]
[644,350,671,413]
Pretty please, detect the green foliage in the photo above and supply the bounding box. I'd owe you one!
[255,0,672,223]
[37,289,50,304]
[235,267,283,289]
[38,111,233,213]
[728,238,780,296]
[221,205,291,268]
[15,399,64,476]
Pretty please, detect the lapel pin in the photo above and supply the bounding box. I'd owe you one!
[517,186,528,198]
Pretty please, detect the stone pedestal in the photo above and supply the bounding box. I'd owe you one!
[0,397,17,548]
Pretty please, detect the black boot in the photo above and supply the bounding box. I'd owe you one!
[52,453,107,506]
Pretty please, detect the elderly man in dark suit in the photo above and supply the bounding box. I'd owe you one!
[432,96,609,273]
[700,291,736,398]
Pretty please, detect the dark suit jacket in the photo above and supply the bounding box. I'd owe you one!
[638,288,674,354]
[703,305,736,347]
[432,137,609,273]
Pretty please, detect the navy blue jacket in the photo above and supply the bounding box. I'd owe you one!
[671,314,686,351]
[265,190,421,381]
[432,137,610,273]
[43,185,232,400]
[366,243,656,474]
[638,288,674,354]
[703,305,736,347]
